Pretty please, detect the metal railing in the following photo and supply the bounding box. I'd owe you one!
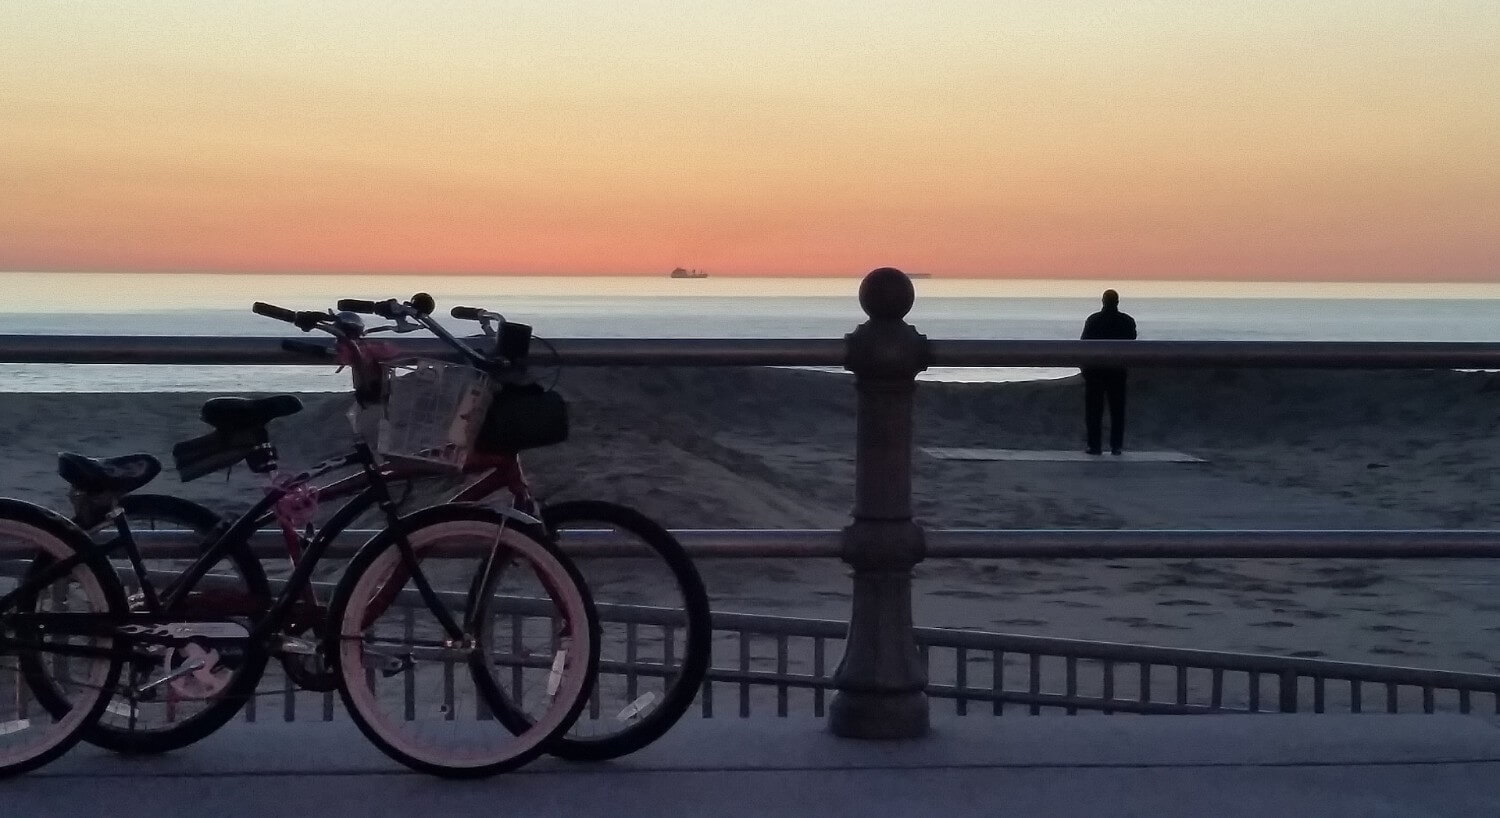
[122,528,1500,560]
[12,528,1500,561]
[237,600,1500,725]
[6,267,1500,739]
[4,335,1500,370]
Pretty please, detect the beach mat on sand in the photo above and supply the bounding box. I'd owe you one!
[921,448,1206,463]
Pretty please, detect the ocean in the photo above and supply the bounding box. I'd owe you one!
[2,272,1497,392]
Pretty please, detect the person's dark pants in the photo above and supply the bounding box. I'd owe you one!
[1084,369,1128,453]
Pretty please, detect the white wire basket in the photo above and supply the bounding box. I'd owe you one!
[374,358,494,471]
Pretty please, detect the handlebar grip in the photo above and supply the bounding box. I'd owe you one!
[450,306,485,321]
[281,339,334,359]
[292,311,327,332]
[337,299,378,314]
[253,302,296,322]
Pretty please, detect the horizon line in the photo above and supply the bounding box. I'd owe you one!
[6,268,1499,286]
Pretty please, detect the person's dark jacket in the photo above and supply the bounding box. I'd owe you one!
[1080,307,1136,376]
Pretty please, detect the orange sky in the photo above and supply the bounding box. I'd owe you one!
[2,2,1497,281]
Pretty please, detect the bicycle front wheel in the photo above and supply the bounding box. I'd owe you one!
[538,500,710,761]
[329,504,599,778]
[0,507,125,776]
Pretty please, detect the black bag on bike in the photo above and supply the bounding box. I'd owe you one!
[473,383,569,453]
[171,427,271,482]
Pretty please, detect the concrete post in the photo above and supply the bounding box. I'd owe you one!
[828,267,931,739]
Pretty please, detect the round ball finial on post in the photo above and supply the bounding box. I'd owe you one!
[858,267,915,321]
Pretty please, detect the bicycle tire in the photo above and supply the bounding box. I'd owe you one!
[328,504,600,778]
[538,500,711,761]
[0,502,126,776]
[327,490,713,760]
[20,494,273,755]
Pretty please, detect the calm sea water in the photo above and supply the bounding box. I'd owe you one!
[2,273,1497,392]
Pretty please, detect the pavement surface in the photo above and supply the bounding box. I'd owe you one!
[7,714,1500,817]
[922,448,1207,463]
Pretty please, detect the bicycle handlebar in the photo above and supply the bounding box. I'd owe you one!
[335,294,506,372]
[253,301,296,322]
[254,302,329,332]
[337,292,435,320]
[336,298,381,315]
[259,294,519,395]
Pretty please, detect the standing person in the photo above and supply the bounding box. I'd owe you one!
[1080,289,1137,455]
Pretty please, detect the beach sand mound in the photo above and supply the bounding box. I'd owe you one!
[4,368,1500,678]
[3,366,1498,528]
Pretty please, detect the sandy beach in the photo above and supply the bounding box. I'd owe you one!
[4,365,1500,689]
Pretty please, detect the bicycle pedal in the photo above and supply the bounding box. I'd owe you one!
[136,658,208,694]
[381,656,413,678]
[277,636,319,655]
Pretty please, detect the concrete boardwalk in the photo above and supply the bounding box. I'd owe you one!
[922,448,1207,463]
[8,715,1500,817]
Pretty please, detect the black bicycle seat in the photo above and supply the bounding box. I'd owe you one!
[57,452,161,495]
[200,395,304,431]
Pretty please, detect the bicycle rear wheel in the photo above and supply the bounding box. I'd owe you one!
[0,506,125,776]
[538,500,710,760]
[329,504,599,778]
[46,494,271,755]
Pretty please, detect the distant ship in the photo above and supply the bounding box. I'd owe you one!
[670,267,708,279]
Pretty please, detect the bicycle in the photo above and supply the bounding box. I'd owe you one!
[0,302,601,777]
[299,294,710,761]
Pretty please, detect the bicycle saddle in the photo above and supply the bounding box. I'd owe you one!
[200,395,304,431]
[56,452,161,495]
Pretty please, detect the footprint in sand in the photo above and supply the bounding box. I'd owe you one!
[1104,616,1188,630]
[934,588,1000,600]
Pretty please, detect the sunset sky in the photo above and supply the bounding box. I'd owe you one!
[2,1,1496,281]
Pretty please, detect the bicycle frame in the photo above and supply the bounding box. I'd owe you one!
[0,439,469,660]
[314,452,536,518]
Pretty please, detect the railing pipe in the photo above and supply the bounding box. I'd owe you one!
[9,528,1500,559]
[0,335,846,367]
[928,339,1500,369]
[5,336,1500,369]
